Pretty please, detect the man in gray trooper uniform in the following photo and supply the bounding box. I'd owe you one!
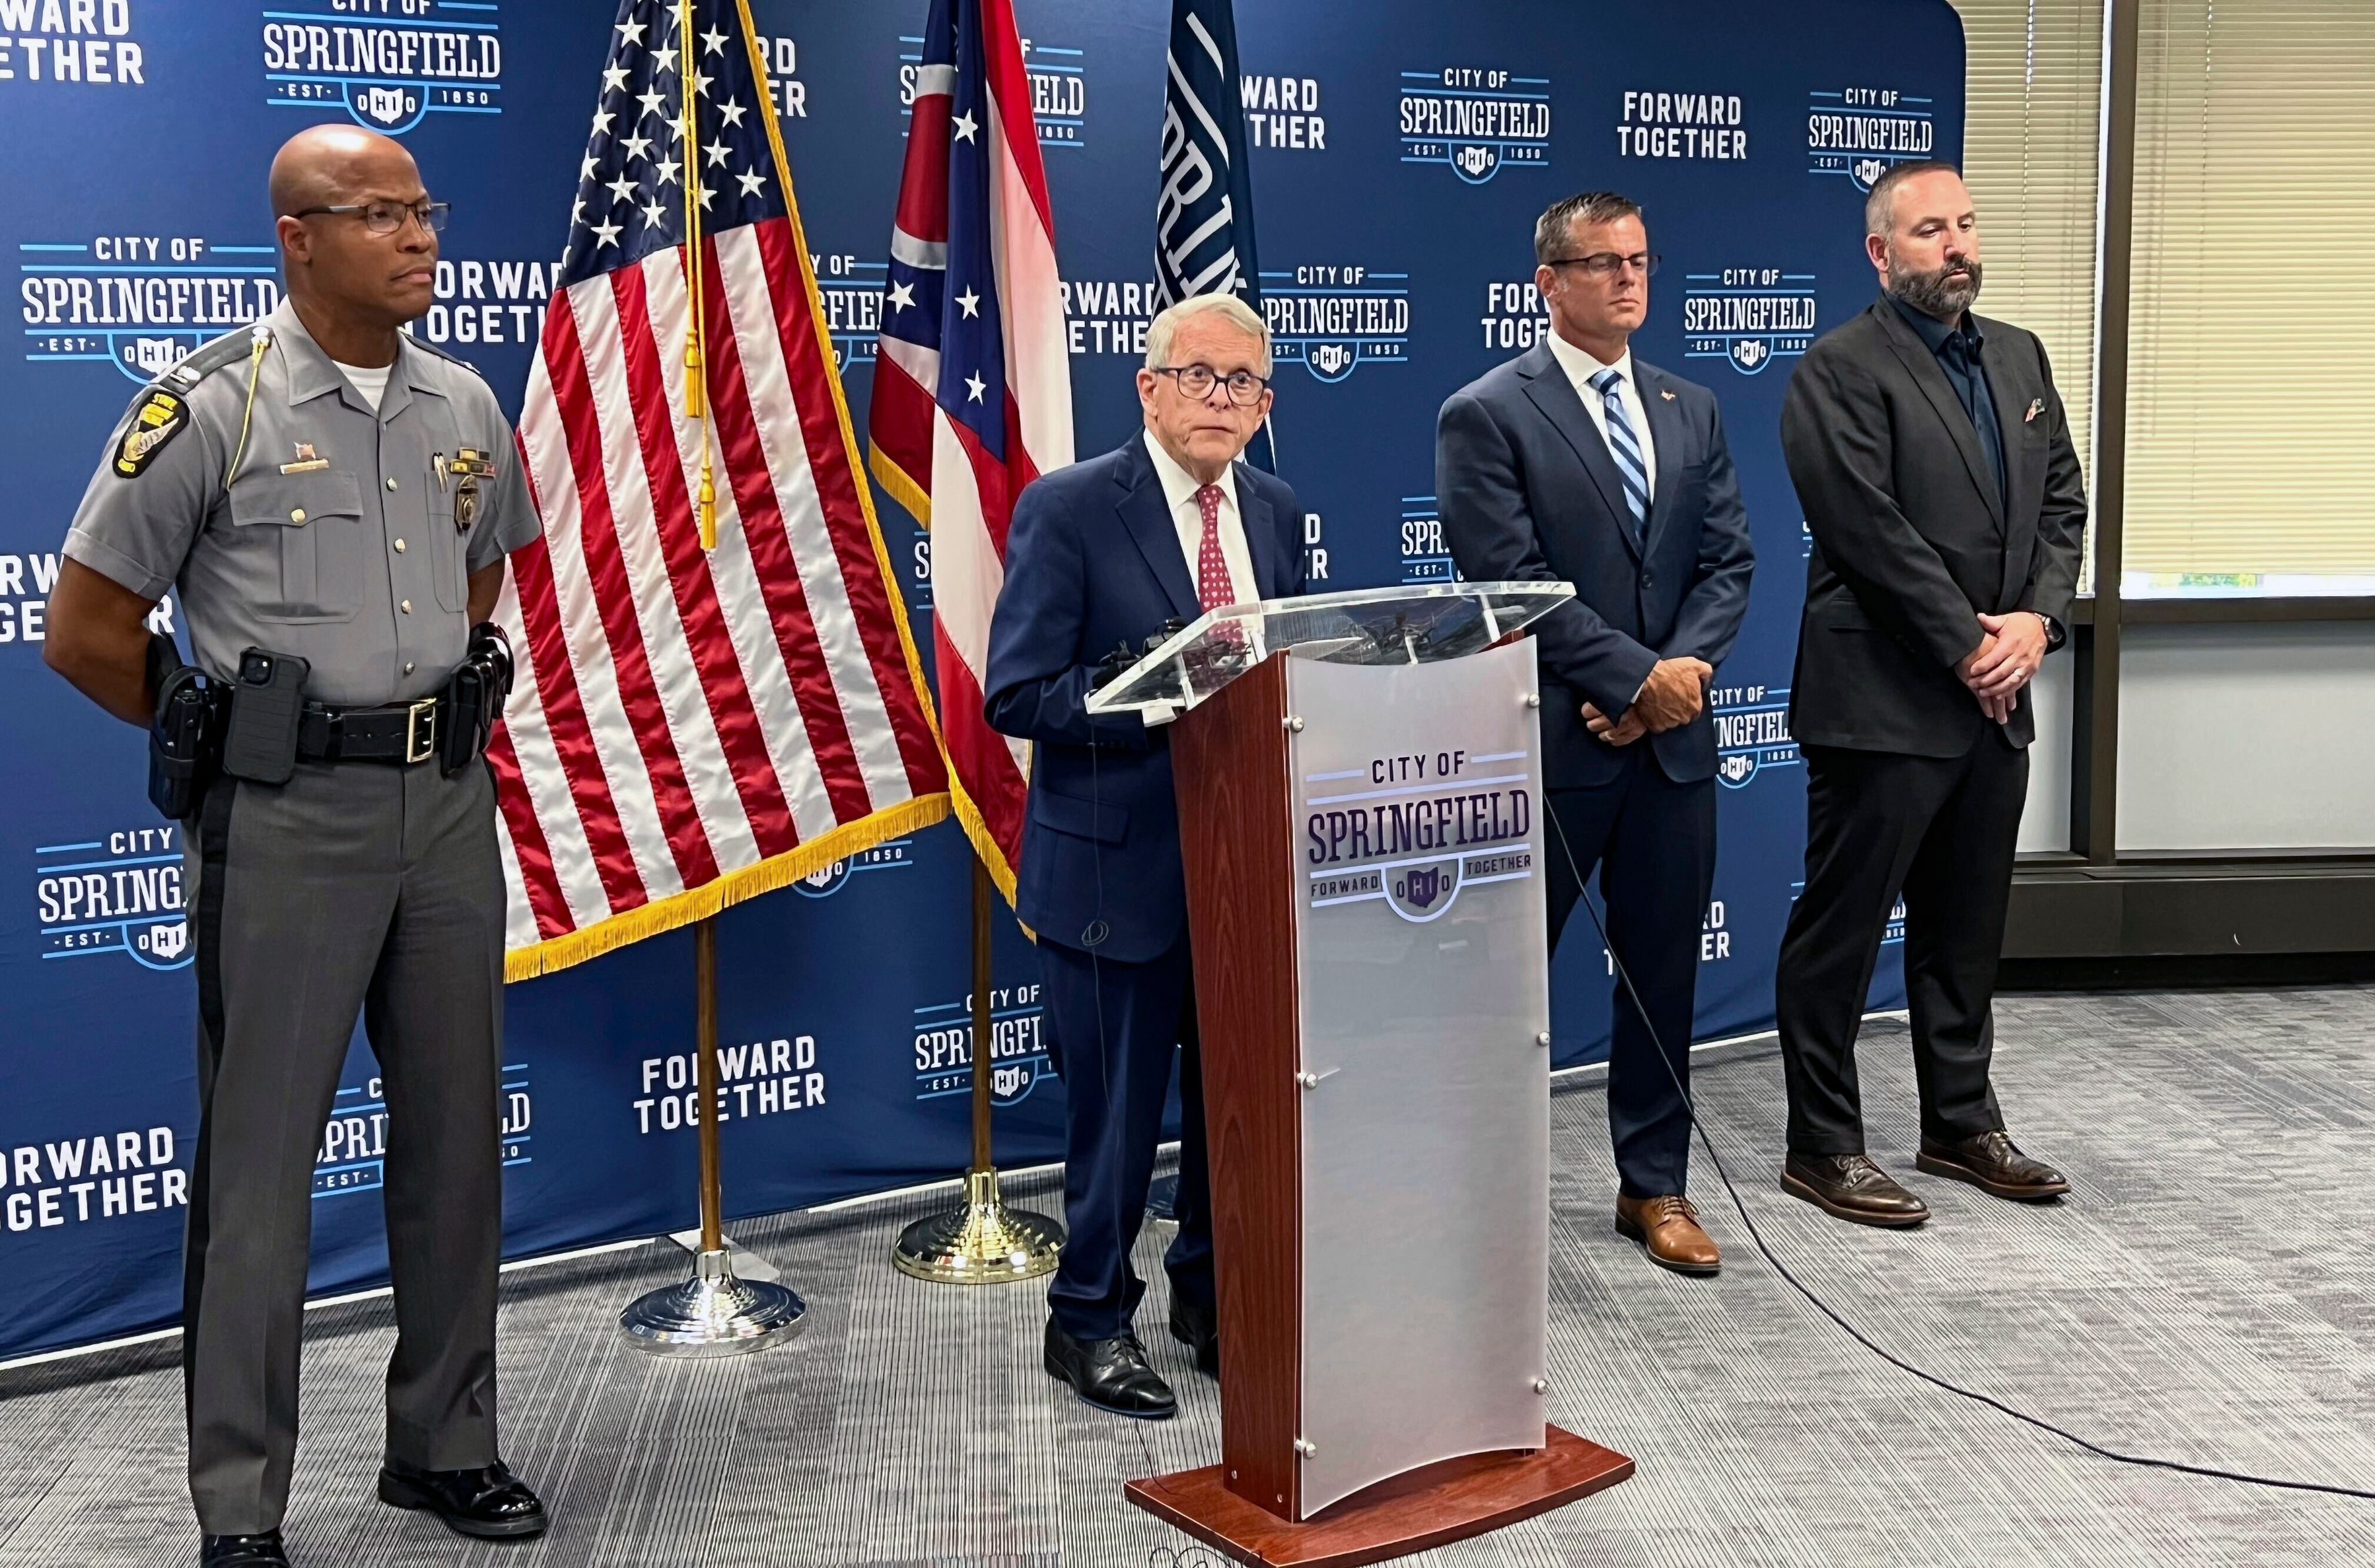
[45,126,549,1568]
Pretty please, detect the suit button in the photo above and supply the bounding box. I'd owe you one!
[400,599,413,614]
[1641,573,1654,589]
[289,507,306,523]
[394,538,407,553]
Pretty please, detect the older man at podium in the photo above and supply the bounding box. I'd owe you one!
[985,294,1311,1419]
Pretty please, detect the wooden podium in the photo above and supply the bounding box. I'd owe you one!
[1090,586,1633,1568]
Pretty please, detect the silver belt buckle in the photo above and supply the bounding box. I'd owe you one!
[404,698,437,765]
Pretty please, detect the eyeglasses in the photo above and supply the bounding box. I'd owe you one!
[1152,363,1271,406]
[289,200,451,236]
[1544,252,1661,278]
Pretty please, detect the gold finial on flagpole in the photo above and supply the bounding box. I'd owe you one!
[678,0,717,551]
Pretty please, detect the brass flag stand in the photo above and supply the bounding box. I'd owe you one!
[892,856,1065,1282]
[618,0,803,1356]
[620,918,809,1355]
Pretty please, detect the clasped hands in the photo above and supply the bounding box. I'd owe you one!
[1956,610,2048,724]
[1583,656,1712,747]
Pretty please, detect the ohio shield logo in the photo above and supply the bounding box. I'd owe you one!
[1852,156,1888,191]
[1309,342,1355,380]
[793,859,854,899]
[1730,339,1769,372]
[126,338,184,376]
[140,920,189,963]
[357,87,418,127]
[1384,857,1463,922]
[1717,753,1758,787]
[1454,144,1499,182]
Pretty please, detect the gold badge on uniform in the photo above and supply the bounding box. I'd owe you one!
[113,390,187,478]
[448,447,498,532]
[280,441,330,474]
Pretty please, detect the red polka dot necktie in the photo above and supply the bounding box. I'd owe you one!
[1194,482,1235,612]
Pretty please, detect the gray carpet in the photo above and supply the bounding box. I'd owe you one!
[7,985,2375,1567]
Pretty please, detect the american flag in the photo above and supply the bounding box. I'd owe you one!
[492,0,949,978]
[868,0,1073,900]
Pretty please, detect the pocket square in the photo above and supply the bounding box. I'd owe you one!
[2024,398,2044,423]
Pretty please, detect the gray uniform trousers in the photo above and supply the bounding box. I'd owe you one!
[182,755,506,1535]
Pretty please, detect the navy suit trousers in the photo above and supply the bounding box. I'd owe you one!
[1038,932,1213,1341]
[1542,749,1716,1198]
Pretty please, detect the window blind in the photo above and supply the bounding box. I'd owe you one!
[2126,0,2375,591]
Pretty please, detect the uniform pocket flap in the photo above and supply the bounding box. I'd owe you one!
[231,471,364,528]
[1030,787,1128,844]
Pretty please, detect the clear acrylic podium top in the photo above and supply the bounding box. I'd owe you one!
[1083,581,1574,716]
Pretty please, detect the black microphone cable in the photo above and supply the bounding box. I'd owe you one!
[1544,803,2375,1502]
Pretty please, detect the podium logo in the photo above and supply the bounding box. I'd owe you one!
[791,838,916,899]
[20,232,283,383]
[1261,263,1410,383]
[1305,760,1536,925]
[260,1,504,135]
[316,1062,532,1199]
[1388,860,1454,919]
[1711,683,1797,787]
[1400,66,1551,185]
[913,986,1051,1108]
[1682,268,1817,377]
[1807,87,1934,191]
[34,826,189,969]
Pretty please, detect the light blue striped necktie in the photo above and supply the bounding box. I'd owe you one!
[1589,366,1650,545]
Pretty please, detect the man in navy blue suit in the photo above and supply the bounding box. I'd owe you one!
[1436,191,1755,1275]
[985,293,1308,1420]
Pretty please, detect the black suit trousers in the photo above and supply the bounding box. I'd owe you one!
[1774,738,2027,1155]
[1543,749,1716,1198]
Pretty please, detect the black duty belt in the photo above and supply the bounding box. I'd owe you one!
[296,695,443,765]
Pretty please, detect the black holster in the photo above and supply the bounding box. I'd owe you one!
[146,633,220,821]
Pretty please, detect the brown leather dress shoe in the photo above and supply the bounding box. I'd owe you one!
[1781,1152,1930,1228]
[1614,1194,1721,1275]
[1916,1129,2069,1201]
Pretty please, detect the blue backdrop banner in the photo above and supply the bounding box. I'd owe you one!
[0,0,1959,1361]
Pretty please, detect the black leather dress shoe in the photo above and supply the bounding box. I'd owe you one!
[1044,1319,1177,1420]
[1168,1295,1220,1379]
[1782,1152,1931,1228]
[378,1459,548,1540]
[1917,1129,2070,1201]
[201,1532,290,1567]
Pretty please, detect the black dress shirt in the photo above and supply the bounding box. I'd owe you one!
[1891,294,2005,507]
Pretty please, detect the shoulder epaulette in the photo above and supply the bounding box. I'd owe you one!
[403,333,484,378]
[153,326,268,396]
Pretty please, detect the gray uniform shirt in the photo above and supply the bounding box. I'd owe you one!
[62,299,537,706]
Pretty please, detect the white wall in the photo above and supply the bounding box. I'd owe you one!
[2116,622,2375,852]
[2017,653,2074,853]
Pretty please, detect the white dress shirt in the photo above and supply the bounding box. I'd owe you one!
[1543,331,1655,501]
[1142,428,1256,606]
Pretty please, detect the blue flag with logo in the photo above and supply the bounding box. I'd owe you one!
[1153,0,1274,472]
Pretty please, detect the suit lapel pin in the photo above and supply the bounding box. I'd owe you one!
[2024,398,2044,423]
[1659,389,1676,400]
